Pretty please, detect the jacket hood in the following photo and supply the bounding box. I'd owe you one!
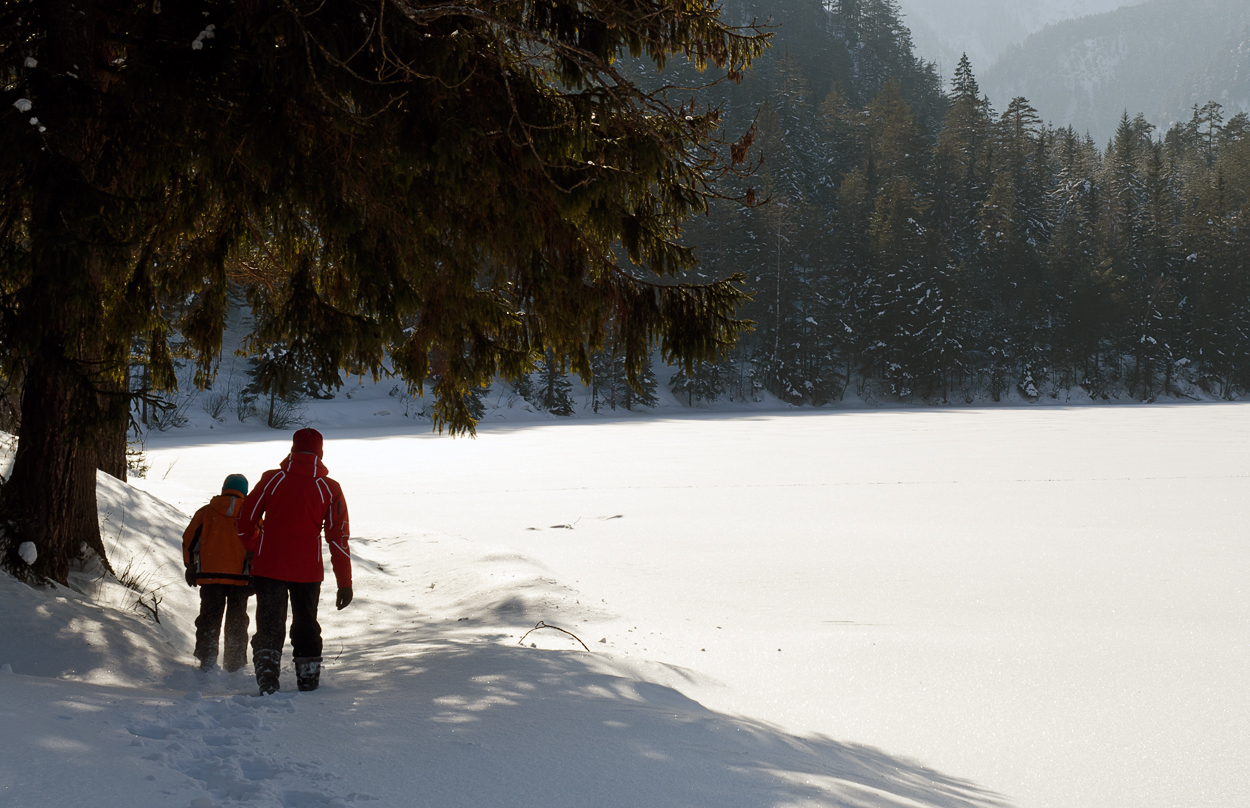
[281,452,329,479]
[209,491,246,517]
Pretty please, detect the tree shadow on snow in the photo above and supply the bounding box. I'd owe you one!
[329,616,1011,808]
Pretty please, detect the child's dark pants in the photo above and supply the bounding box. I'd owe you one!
[194,584,253,672]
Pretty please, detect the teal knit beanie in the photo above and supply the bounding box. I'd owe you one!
[222,474,249,496]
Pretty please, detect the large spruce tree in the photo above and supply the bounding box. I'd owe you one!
[0,1,767,582]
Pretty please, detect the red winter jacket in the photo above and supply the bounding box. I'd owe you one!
[236,452,351,587]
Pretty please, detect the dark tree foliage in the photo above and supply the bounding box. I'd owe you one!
[0,1,768,582]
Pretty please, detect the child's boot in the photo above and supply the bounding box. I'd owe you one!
[194,641,218,671]
[222,634,248,673]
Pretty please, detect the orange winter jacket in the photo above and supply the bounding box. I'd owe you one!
[183,488,256,586]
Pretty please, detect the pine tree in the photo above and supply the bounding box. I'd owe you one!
[622,361,660,410]
[867,177,948,398]
[746,51,840,404]
[589,348,655,411]
[536,352,575,417]
[590,350,623,412]
[830,0,864,41]
[240,337,339,429]
[817,86,863,184]
[1183,167,1240,396]
[935,55,993,266]
[510,372,537,407]
[1196,102,1226,167]
[863,82,931,189]
[931,56,992,398]
[1098,113,1150,390]
[669,361,725,405]
[1128,142,1180,399]
[242,346,304,430]
[465,385,490,422]
[1047,128,1111,389]
[972,98,1050,398]
[0,1,767,582]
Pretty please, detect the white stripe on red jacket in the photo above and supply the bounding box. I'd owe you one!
[237,452,351,587]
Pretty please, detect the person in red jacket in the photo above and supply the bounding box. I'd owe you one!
[236,428,352,695]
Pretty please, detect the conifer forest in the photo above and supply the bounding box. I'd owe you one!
[677,0,1250,407]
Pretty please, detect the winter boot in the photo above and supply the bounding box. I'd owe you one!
[294,657,322,692]
[194,642,218,672]
[254,649,281,696]
[222,634,248,673]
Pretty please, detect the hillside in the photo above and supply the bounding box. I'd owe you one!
[899,0,1142,76]
[1161,26,1250,125]
[982,0,1250,144]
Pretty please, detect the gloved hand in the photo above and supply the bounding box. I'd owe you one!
[336,587,353,610]
[185,568,198,588]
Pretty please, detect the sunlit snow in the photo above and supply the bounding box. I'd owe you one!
[3,389,1249,808]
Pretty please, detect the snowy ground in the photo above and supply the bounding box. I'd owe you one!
[3,403,1249,808]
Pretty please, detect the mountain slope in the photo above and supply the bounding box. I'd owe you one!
[982,0,1250,144]
[1161,26,1250,124]
[899,0,1143,75]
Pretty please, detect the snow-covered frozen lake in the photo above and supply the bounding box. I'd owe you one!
[129,404,1250,808]
[3,403,1246,806]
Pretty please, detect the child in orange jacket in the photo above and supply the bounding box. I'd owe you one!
[183,474,256,672]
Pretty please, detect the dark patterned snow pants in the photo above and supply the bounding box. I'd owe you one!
[251,576,323,661]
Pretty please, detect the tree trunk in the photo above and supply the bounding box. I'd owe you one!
[0,372,21,434]
[0,0,123,583]
[1,197,114,579]
[5,355,107,583]
[96,365,130,482]
[3,259,117,580]
[3,59,114,580]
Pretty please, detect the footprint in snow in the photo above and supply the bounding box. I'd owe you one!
[123,687,374,807]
